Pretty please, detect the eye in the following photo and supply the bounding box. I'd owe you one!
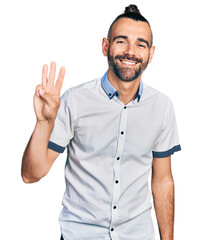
[117,40,126,44]
[138,44,146,48]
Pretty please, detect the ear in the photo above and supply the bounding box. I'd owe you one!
[148,46,155,63]
[102,37,109,56]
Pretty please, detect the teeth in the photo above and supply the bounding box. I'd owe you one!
[122,60,137,65]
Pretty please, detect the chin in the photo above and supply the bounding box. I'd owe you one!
[119,76,139,82]
[117,69,142,82]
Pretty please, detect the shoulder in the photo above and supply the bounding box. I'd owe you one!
[60,78,102,108]
[142,83,173,107]
[65,78,100,96]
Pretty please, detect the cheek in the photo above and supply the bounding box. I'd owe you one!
[141,51,150,62]
[109,44,125,55]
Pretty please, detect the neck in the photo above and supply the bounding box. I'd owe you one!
[107,69,141,105]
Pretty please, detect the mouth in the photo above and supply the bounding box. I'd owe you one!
[119,59,138,66]
[115,55,142,67]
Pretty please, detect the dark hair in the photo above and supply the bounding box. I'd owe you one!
[107,4,153,46]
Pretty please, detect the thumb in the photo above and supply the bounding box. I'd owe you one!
[39,89,45,96]
[38,90,58,109]
[38,89,50,102]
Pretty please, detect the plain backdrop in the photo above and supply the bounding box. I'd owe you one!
[0,0,201,239]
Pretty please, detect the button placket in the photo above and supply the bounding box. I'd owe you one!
[110,106,128,234]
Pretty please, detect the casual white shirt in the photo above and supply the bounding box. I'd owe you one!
[48,71,181,240]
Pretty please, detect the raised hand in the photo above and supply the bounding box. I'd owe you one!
[33,62,65,123]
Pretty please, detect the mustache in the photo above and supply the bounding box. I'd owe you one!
[115,54,142,63]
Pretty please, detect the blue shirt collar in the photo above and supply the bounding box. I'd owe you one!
[101,71,143,102]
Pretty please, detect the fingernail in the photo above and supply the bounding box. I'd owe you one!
[39,89,44,95]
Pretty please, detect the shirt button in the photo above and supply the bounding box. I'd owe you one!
[113,206,117,209]
[121,131,124,135]
[111,228,114,231]
[117,157,120,160]
[115,180,119,184]
[124,106,127,109]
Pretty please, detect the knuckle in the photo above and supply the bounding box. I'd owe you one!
[35,84,42,91]
[36,84,42,88]
[51,97,60,110]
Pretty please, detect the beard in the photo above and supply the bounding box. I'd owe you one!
[107,51,149,82]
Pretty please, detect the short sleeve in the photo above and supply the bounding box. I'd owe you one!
[48,91,75,153]
[152,99,181,158]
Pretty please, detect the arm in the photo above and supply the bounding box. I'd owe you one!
[21,122,60,183]
[151,156,174,240]
[21,62,65,183]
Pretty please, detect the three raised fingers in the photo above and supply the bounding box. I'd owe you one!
[41,62,65,93]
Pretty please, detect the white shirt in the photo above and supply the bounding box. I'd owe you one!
[48,71,181,240]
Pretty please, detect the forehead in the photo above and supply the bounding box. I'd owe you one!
[111,18,152,43]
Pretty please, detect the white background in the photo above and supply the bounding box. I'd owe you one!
[0,0,201,239]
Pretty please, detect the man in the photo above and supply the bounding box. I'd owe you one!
[22,5,181,240]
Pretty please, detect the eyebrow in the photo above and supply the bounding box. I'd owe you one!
[137,38,150,47]
[112,35,128,42]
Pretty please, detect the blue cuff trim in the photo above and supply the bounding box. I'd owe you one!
[152,144,181,158]
[48,141,65,153]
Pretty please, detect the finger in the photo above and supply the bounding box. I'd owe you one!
[39,90,60,109]
[35,84,43,97]
[47,61,56,89]
[42,64,48,88]
[55,67,65,91]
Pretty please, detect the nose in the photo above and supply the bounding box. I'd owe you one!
[123,42,136,57]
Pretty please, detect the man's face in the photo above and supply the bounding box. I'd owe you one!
[103,18,155,82]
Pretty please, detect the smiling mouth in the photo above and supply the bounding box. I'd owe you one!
[120,60,137,65]
[119,59,138,66]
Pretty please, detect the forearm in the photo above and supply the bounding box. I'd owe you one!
[21,121,54,183]
[152,178,175,240]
